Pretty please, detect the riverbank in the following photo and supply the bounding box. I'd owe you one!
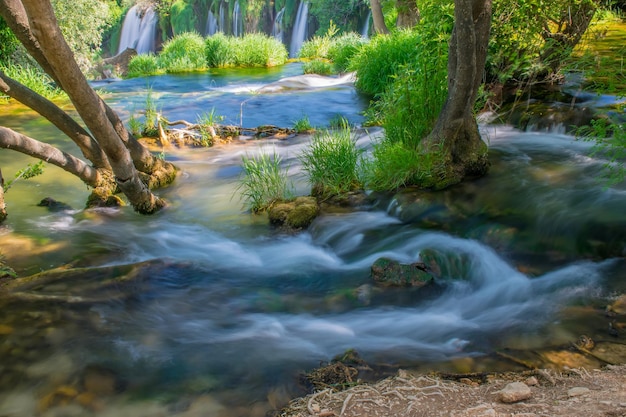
[280,365,626,417]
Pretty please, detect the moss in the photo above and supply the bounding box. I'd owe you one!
[268,196,320,230]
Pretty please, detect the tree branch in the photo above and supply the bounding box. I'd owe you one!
[0,126,101,187]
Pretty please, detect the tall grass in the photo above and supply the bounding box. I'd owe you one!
[327,32,366,73]
[303,59,333,75]
[127,54,161,78]
[205,33,288,68]
[158,32,206,73]
[299,122,363,198]
[237,150,292,213]
[0,63,66,101]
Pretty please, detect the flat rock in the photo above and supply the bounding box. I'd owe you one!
[497,381,532,403]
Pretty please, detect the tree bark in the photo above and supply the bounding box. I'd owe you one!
[396,0,420,28]
[0,71,111,170]
[422,0,492,187]
[370,0,390,34]
[0,127,101,186]
[19,0,165,214]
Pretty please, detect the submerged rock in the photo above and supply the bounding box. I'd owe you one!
[370,257,434,288]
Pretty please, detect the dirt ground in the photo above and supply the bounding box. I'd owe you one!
[280,365,626,417]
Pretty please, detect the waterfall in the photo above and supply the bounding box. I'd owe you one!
[117,5,158,55]
[361,10,372,38]
[205,10,218,36]
[232,1,243,36]
[218,2,226,33]
[272,8,285,42]
[289,1,309,58]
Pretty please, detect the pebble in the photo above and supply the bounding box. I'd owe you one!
[497,382,532,403]
[525,376,539,386]
[567,387,591,397]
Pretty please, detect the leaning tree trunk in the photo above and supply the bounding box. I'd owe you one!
[19,0,165,214]
[421,0,492,188]
[396,0,420,28]
[370,0,390,34]
[0,0,176,186]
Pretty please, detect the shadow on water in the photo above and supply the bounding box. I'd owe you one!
[1,68,626,416]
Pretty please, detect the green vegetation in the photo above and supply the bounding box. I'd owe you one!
[237,150,293,212]
[299,122,363,198]
[308,0,368,35]
[197,108,224,147]
[293,115,313,133]
[127,54,161,78]
[303,59,333,75]
[0,17,19,63]
[0,63,66,101]
[159,32,207,73]
[577,115,626,185]
[2,161,45,192]
[327,32,366,73]
[205,33,288,68]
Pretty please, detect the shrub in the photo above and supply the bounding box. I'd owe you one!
[350,29,421,97]
[232,33,288,67]
[327,32,366,73]
[205,33,235,68]
[237,150,293,213]
[293,115,313,133]
[299,123,363,198]
[303,59,333,75]
[158,32,206,73]
[298,21,338,60]
[126,53,161,78]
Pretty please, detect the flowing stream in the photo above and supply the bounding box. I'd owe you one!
[0,66,625,416]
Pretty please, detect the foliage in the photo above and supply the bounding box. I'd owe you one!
[293,115,313,132]
[3,161,45,192]
[143,89,160,137]
[0,63,66,101]
[232,33,288,67]
[309,0,369,35]
[299,122,363,198]
[303,59,333,75]
[158,32,206,73]
[197,108,224,147]
[577,116,626,185]
[362,139,446,191]
[205,33,235,67]
[327,32,366,73]
[0,17,19,64]
[169,0,198,35]
[237,150,293,212]
[350,29,421,97]
[299,21,338,59]
[205,33,288,68]
[127,54,162,78]
[51,0,115,72]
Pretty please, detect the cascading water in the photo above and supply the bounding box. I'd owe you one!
[205,10,218,36]
[219,2,226,34]
[272,7,285,42]
[117,5,158,55]
[361,10,372,38]
[232,1,243,36]
[289,1,309,58]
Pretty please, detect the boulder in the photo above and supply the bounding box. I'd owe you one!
[370,257,434,288]
[268,196,320,230]
[496,382,532,403]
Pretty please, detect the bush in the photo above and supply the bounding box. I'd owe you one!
[205,33,287,68]
[303,59,333,75]
[327,32,366,73]
[237,150,293,213]
[127,54,161,78]
[232,33,288,67]
[205,33,235,68]
[299,123,363,198]
[158,32,206,73]
[350,29,421,97]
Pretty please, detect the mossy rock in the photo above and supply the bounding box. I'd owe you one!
[268,196,320,230]
[370,257,434,288]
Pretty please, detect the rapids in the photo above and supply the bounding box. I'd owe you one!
[0,65,625,416]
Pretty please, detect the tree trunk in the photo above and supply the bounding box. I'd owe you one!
[370,0,390,34]
[422,0,492,188]
[396,0,420,28]
[0,71,111,170]
[0,127,101,186]
[0,168,6,223]
[19,0,165,214]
